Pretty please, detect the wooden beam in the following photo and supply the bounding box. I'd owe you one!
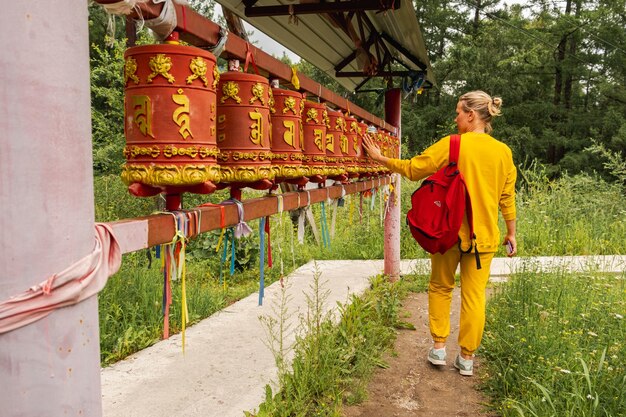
[244,0,401,17]
[108,178,391,254]
[380,31,428,71]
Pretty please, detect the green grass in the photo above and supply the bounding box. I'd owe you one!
[514,170,626,256]
[247,270,424,417]
[481,270,626,416]
[99,252,261,365]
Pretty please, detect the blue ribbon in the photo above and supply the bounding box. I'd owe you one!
[219,229,230,285]
[321,201,330,248]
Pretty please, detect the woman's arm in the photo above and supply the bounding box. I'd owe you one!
[362,133,441,181]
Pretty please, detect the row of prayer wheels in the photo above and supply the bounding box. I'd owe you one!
[121,38,400,197]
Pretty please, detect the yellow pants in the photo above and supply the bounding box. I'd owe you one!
[428,246,494,356]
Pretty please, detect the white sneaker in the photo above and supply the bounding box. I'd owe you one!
[427,347,447,366]
[454,354,474,376]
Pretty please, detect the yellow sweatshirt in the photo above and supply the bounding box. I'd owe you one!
[386,132,517,253]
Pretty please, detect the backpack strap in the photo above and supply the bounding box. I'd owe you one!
[449,134,461,165]
[451,134,482,269]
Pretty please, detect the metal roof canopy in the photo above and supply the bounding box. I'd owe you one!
[215,0,435,92]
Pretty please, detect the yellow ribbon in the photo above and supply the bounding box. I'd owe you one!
[168,228,189,353]
[291,66,300,90]
[215,228,226,253]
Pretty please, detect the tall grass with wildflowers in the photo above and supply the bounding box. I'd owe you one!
[514,163,626,256]
[481,269,626,416]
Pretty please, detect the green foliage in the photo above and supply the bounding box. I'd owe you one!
[90,37,126,175]
[187,0,216,19]
[515,165,626,255]
[251,269,402,416]
[94,174,156,222]
[585,140,626,188]
[100,252,229,365]
[481,270,626,416]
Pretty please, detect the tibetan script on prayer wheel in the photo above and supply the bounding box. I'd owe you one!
[270,88,305,182]
[325,109,348,180]
[216,71,273,185]
[121,41,219,196]
[301,101,328,183]
[343,114,359,178]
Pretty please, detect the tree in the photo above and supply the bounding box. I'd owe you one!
[90,37,126,175]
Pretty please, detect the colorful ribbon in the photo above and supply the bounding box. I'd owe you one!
[161,211,190,353]
[244,42,260,75]
[320,201,330,248]
[221,198,253,238]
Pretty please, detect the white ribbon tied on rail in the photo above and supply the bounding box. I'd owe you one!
[221,199,253,238]
[0,224,122,334]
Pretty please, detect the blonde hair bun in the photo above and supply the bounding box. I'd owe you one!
[489,96,503,117]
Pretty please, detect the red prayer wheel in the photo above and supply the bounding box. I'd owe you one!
[357,121,368,175]
[326,109,347,179]
[301,101,328,182]
[344,114,359,178]
[121,41,220,197]
[216,71,273,185]
[391,134,400,158]
[374,130,386,174]
[270,88,305,182]
[381,130,393,174]
[361,125,379,176]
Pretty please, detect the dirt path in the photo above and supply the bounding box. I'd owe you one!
[343,288,496,417]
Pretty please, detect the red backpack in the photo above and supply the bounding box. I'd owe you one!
[406,135,481,268]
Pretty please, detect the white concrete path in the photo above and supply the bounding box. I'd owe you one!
[101,256,626,417]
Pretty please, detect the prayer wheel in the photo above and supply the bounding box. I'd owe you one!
[216,71,273,187]
[325,109,347,179]
[344,114,359,178]
[362,125,379,177]
[391,134,400,158]
[301,101,328,183]
[270,88,305,182]
[121,38,220,197]
[357,121,368,175]
[374,130,386,175]
[382,131,393,174]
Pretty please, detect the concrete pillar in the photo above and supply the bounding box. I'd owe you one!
[383,88,402,281]
[0,2,102,416]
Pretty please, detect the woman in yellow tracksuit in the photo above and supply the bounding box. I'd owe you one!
[363,90,517,376]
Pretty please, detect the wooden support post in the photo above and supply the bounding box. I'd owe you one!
[384,88,402,281]
[0,2,102,416]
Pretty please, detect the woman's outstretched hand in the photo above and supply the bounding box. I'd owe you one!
[363,133,383,162]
